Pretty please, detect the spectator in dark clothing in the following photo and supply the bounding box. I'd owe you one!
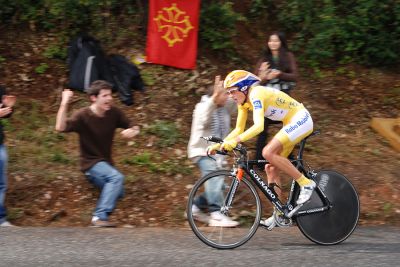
[55,80,140,227]
[254,32,298,169]
[0,86,16,227]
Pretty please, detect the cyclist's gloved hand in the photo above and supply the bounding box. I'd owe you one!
[207,143,221,155]
[221,139,238,151]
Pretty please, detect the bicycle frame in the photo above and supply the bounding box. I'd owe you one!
[225,131,332,219]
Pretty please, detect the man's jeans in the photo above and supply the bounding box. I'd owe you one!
[85,161,124,221]
[0,145,8,224]
[194,157,225,213]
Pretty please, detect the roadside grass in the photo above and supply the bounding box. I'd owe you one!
[122,151,192,176]
[143,120,181,147]
[6,207,24,221]
[5,100,76,177]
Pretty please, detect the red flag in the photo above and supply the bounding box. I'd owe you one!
[146,0,200,69]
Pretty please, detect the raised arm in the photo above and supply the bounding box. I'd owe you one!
[55,89,74,132]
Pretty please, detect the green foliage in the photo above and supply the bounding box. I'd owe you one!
[3,0,399,68]
[249,0,275,18]
[140,68,158,86]
[0,0,145,45]
[50,150,71,164]
[19,100,47,130]
[43,44,67,59]
[1,119,12,132]
[144,120,180,147]
[0,55,5,63]
[34,63,49,74]
[123,152,192,175]
[251,0,400,67]
[383,202,392,214]
[6,208,24,221]
[200,1,243,52]
[124,152,153,167]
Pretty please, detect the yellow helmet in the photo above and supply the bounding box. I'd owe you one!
[223,70,260,92]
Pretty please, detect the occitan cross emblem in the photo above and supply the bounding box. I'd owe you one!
[154,3,194,47]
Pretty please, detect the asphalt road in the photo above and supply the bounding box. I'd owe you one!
[0,226,399,267]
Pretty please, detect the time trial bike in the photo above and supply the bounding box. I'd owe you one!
[186,131,360,249]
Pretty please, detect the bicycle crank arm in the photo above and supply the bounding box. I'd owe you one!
[286,204,303,218]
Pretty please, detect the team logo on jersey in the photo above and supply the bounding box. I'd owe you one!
[275,97,286,106]
[289,101,299,109]
[252,100,262,110]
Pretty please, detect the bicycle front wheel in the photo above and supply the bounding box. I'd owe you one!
[187,170,261,249]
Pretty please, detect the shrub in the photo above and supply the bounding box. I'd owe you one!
[199,1,243,52]
[144,120,180,147]
[250,0,400,67]
[34,63,49,74]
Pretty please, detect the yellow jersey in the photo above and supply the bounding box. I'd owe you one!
[225,85,306,143]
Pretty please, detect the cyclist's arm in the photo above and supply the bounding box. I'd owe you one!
[224,105,248,141]
[236,101,265,142]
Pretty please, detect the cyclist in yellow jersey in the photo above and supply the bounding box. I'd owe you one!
[208,70,316,229]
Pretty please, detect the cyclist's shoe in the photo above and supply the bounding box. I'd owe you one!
[191,204,210,224]
[297,180,316,205]
[209,211,239,227]
[260,214,277,231]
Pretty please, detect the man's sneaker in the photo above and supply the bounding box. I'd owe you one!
[260,214,277,231]
[297,180,316,205]
[91,217,116,228]
[191,204,210,224]
[208,211,239,227]
[0,221,15,227]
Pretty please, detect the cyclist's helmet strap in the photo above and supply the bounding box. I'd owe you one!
[223,70,261,94]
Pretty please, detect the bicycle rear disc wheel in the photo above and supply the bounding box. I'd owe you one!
[187,170,261,249]
[296,170,360,245]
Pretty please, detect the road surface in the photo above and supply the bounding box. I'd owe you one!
[0,226,399,266]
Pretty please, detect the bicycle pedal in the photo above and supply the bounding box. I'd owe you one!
[259,222,276,231]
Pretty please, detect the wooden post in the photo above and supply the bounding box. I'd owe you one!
[370,117,400,152]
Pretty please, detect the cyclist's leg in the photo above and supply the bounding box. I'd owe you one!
[263,110,314,204]
[262,139,298,179]
[262,162,285,229]
[264,164,282,198]
[255,117,270,169]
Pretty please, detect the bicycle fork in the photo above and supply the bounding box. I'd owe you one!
[220,168,243,214]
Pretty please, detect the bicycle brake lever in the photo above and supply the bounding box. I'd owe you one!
[206,153,217,161]
[201,136,224,143]
[216,150,228,156]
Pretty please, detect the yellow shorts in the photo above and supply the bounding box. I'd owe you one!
[274,109,313,157]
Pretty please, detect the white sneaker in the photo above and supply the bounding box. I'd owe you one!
[0,221,15,227]
[91,216,100,223]
[297,180,316,205]
[191,205,210,224]
[208,211,239,227]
